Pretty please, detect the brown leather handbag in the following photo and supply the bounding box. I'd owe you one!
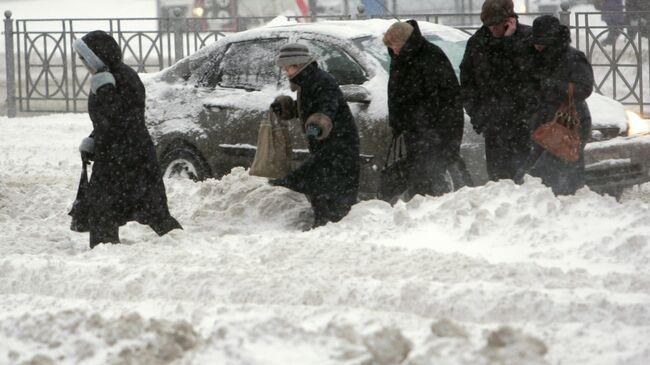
[532,83,581,162]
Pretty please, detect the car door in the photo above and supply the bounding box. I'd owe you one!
[199,37,288,176]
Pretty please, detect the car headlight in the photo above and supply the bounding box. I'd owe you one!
[626,110,650,136]
[192,6,204,17]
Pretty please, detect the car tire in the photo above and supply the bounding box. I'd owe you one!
[160,147,210,182]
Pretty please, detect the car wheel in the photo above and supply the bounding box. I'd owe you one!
[160,147,209,181]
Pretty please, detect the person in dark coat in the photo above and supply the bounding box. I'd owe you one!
[269,43,360,228]
[460,0,537,182]
[72,30,182,248]
[598,0,625,44]
[523,15,594,195]
[383,20,464,199]
[625,0,650,39]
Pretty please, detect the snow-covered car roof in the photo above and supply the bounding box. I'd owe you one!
[242,18,471,42]
[185,18,470,62]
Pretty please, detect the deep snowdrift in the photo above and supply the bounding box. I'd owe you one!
[1,113,649,364]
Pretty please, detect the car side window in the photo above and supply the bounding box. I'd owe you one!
[217,39,286,90]
[298,39,367,85]
[189,47,226,87]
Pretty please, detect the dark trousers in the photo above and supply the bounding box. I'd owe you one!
[308,193,356,228]
[403,132,450,198]
[484,135,530,181]
[526,144,585,196]
[89,224,119,248]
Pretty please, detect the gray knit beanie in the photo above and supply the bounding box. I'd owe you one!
[276,43,315,67]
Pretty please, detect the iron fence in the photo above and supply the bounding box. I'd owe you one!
[574,11,650,114]
[3,7,650,117]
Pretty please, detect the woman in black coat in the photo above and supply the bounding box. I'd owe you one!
[72,31,182,248]
[525,16,594,195]
[385,20,464,198]
[269,43,360,228]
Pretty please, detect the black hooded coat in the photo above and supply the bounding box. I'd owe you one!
[526,22,594,195]
[81,31,181,234]
[387,20,464,163]
[279,62,360,224]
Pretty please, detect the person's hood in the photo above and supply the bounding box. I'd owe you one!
[532,15,570,49]
[73,30,122,72]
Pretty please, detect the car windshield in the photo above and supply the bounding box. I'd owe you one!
[353,34,467,76]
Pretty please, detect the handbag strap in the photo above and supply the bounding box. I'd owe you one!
[384,134,404,168]
[556,83,579,128]
[266,108,277,127]
[81,157,88,183]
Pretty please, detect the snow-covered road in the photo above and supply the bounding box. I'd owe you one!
[1,113,649,364]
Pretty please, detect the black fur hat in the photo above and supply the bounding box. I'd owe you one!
[532,15,570,46]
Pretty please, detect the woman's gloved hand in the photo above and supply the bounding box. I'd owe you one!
[79,136,95,162]
[90,71,116,94]
[304,113,332,141]
[268,177,289,187]
[270,95,297,120]
[306,124,322,138]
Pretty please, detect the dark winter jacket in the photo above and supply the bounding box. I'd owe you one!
[280,63,360,199]
[528,32,594,195]
[601,0,625,25]
[81,31,180,232]
[626,0,650,12]
[460,21,537,141]
[387,19,464,162]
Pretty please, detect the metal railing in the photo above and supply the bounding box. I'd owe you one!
[574,11,650,114]
[3,7,650,117]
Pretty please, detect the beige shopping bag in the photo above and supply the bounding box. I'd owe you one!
[249,109,292,178]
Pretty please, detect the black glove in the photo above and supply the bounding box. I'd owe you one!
[270,100,282,114]
[270,95,296,120]
[268,177,289,187]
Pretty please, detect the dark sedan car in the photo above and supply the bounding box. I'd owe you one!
[143,19,650,199]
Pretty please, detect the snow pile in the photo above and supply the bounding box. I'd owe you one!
[1,113,650,364]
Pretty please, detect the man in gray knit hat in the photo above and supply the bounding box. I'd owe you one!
[268,43,360,229]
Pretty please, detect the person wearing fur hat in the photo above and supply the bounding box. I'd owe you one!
[383,20,464,199]
[72,30,182,248]
[519,15,594,195]
[460,0,538,182]
[594,0,624,45]
[268,43,360,228]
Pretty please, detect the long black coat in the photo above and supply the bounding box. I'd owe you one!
[387,19,464,162]
[281,63,360,200]
[528,44,594,195]
[83,31,180,233]
[460,23,537,141]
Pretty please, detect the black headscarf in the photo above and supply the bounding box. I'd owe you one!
[533,15,571,71]
[81,30,122,71]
